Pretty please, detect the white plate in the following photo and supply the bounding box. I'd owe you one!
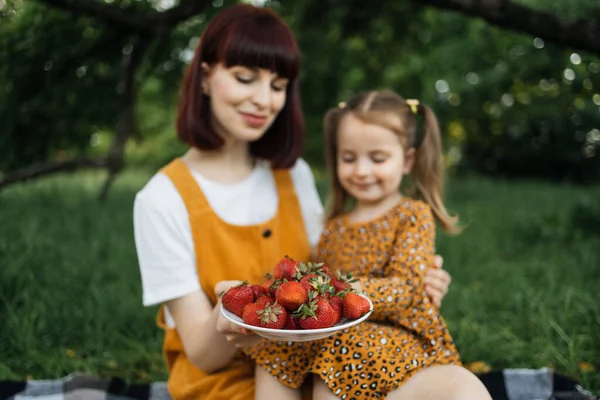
[220,294,373,342]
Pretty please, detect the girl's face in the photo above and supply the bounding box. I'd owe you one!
[203,63,289,144]
[336,113,415,206]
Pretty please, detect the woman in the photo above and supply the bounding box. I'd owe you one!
[133,4,452,400]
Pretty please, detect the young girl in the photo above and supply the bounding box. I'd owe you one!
[250,90,492,400]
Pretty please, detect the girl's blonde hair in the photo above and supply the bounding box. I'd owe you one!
[324,90,461,234]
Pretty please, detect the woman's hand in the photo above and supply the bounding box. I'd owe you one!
[424,255,451,307]
[214,280,265,349]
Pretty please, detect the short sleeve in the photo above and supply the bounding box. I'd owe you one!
[133,173,200,306]
[290,158,324,249]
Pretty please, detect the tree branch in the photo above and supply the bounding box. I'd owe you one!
[143,0,213,27]
[99,34,151,201]
[37,0,213,36]
[0,157,107,190]
[38,0,149,33]
[0,35,152,195]
[419,0,600,54]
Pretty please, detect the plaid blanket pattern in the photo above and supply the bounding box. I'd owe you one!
[0,369,596,400]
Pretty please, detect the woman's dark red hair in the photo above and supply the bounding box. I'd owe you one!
[176,4,304,169]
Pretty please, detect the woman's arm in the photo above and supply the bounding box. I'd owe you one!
[166,281,264,374]
[166,289,234,374]
[134,182,262,374]
[424,255,451,307]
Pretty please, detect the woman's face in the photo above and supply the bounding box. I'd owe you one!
[203,63,289,144]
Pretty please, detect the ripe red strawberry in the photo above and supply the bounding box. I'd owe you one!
[315,264,333,279]
[251,284,268,299]
[332,270,358,294]
[299,273,319,291]
[275,281,309,311]
[273,256,301,281]
[343,292,371,320]
[221,282,254,318]
[328,295,343,324]
[331,278,350,293]
[241,302,262,326]
[240,296,274,321]
[294,294,338,330]
[303,274,335,299]
[242,301,288,329]
[284,314,300,330]
[254,296,273,308]
[261,277,273,291]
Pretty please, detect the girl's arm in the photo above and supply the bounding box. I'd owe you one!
[354,203,443,339]
[351,254,451,307]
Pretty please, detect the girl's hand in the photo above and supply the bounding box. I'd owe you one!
[424,255,451,307]
[214,280,265,349]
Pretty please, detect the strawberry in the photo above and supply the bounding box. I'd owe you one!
[299,273,319,291]
[251,284,268,299]
[284,314,300,330]
[343,292,371,320]
[304,274,335,299]
[291,262,313,281]
[315,264,333,279]
[261,277,281,297]
[241,296,274,322]
[328,295,343,324]
[273,256,301,281]
[275,281,309,311]
[294,293,338,330]
[254,296,274,308]
[241,302,263,326]
[331,277,350,293]
[243,301,288,329]
[261,277,274,291]
[221,282,255,318]
[332,270,358,293]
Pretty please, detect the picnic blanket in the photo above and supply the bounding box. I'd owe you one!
[0,368,596,400]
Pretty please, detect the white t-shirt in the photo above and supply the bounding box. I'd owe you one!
[133,158,324,326]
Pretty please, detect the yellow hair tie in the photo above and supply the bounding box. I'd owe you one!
[406,99,420,114]
[338,101,346,109]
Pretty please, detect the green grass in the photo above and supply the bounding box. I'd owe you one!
[0,170,598,393]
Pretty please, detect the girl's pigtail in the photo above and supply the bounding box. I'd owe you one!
[323,107,349,221]
[414,104,461,234]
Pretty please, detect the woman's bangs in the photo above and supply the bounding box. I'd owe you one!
[219,19,300,80]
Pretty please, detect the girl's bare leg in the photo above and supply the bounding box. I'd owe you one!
[255,365,302,400]
[386,365,492,400]
[312,374,340,400]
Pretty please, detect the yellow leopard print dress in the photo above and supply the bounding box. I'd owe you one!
[247,198,462,399]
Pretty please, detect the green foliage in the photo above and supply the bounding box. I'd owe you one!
[1,0,600,181]
[279,0,600,180]
[570,197,600,237]
[0,2,126,169]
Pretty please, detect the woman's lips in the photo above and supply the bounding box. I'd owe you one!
[239,112,268,127]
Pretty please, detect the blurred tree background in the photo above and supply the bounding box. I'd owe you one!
[1,0,600,192]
